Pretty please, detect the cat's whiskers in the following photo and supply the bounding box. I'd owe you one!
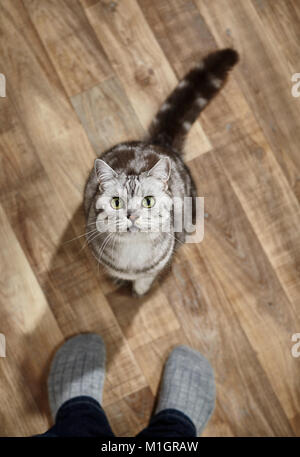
[111,232,119,263]
[166,232,184,246]
[64,228,99,245]
[98,233,116,262]
[78,220,119,252]
[86,219,124,247]
[79,229,101,252]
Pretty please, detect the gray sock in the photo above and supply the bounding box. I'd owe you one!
[156,345,216,435]
[48,334,106,420]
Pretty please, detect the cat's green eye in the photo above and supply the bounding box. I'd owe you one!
[142,196,155,208]
[111,197,123,210]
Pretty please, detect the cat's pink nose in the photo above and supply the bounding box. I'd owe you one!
[129,213,138,222]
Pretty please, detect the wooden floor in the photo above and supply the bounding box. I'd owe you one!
[0,0,300,437]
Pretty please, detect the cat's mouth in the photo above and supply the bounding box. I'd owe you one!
[127,225,140,233]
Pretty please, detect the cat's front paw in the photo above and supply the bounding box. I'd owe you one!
[133,276,155,296]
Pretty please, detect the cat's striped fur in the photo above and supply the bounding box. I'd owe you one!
[149,48,239,150]
[84,49,238,295]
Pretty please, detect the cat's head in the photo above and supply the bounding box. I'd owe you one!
[94,157,173,234]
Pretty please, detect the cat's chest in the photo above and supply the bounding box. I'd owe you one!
[118,237,154,270]
[103,233,174,280]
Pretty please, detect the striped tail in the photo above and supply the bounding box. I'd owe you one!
[149,48,239,151]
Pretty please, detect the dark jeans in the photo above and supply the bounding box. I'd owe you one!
[40,396,196,437]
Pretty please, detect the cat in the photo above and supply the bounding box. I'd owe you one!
[84,49,238,296]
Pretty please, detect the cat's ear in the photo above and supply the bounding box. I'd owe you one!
[147,157,171,183]
[94,159,118,188]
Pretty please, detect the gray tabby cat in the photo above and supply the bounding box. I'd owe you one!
[84,49,238,295]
